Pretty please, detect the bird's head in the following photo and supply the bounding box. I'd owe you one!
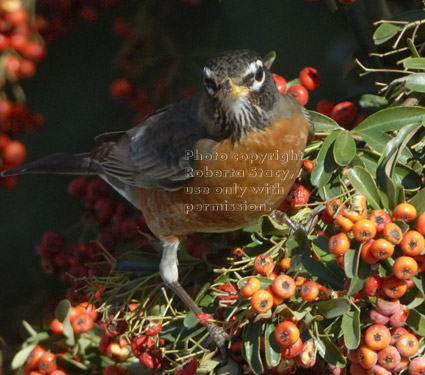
[200,49,280,142]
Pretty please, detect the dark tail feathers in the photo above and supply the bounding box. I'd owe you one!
[1,152,100,177]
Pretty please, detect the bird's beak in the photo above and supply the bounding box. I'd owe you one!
[220,78,250,98]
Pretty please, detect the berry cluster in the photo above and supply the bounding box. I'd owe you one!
[36,177,153,303]
[0,3,46,186]
[38,0,123,43]
[272,66,321,106]
[322,199,425,374]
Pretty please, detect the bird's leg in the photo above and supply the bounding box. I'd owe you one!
[270,210,302,233]
[271,204,325,235]
[159,236,229,364]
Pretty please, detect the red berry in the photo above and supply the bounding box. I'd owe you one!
[315,100,335,116]
[272,73,287,93]
[110,79,133,100]
[287,84,309,106]
[330,101,357,126]
[299,67,321,90]
[6,10,29,25]
[2,140,26,166]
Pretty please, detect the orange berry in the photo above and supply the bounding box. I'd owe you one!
[326,198,343,218]
[280,257,291,271]
[393,203,417,222]
[241,277,261,298]
[295,276,306,287]
[400,230,425,256]
[408,357,425,375]
[370,239,394,260]
[357,346,378,369]
[272,274,296,299]
[383,222,403,245]
[364,324,391,351]
[328,232,350,256]
[280,337,303,358]
[377,345,401,371]
[274,321,300,348]
[335,214,354,232]
[392,256,418,279]
[299,280,320,301]
[254,254,274,276]
[38,352,57,374]
[368,209,392,233]
[361,240,379,264]
[50,319,63,335]
[250,289,273,313]
[352,219,377,242]
[266,285,284,306]
[382,276,407,299]
[71,311,94,334]
[396,333,419,357]
[415,213,425,235]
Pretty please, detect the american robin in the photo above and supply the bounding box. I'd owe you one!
[1,49,313,357]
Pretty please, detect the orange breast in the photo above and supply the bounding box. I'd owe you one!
[135,112,310,238]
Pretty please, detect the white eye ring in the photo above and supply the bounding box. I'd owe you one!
[244,59,265,91]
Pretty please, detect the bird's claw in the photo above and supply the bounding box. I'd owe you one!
[206,324,229,367]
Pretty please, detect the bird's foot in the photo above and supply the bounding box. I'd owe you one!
[167,281,229,365]
[205,324,229,367]
[271,204,325,235]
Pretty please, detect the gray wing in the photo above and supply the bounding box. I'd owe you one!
[92,94,212,190]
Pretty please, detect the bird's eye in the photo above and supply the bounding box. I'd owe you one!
[204,78,217,94]
[255,68,264,82]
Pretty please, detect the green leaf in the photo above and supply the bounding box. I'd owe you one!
[347,167,381,210]
[55,299,72,322]
[404,57,425,70]
[347,261,371,296]
[373,23,402,45]
[183,311,200,329]
[263,51,276,70]
[309,111,342,133]
[26,332,49,345]
[264,323,281,367]
[406,73,425,93]
[333,131,356,166]
[302,257,344,290]
[358,149,421,190]
[406,309,425,336]
[311,131,339,188]
[216,358,240,375]
[342,310,360,350]
[316,298,350,319]
[344,248,360,279]
[54,299,74,346]
[258,215,287,237]
[351,106,425,162]
[315,330,346,367]
[359,94,388,108]
[376,122,422,210]
[410,188,425,215]
[11,344,36,370]
[243,320,263,375]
